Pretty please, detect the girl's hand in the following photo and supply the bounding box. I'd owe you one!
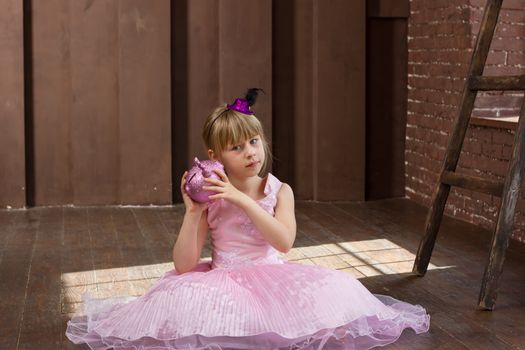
[203,169,249,208]
[180,171,209,214]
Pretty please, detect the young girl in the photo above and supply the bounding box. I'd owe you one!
[66,88,430,349]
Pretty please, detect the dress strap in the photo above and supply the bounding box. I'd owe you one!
[263,173,282,197]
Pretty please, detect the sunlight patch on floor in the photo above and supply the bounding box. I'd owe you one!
[61,238,454,315]
[289,238,454,279]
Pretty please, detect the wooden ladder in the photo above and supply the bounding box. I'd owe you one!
[412,0,525,310]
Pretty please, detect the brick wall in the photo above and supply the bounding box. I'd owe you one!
[407,0,525,242]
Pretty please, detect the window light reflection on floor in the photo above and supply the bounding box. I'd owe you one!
[61,238,454,315]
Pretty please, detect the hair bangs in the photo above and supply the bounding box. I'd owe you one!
[212,111,262,152]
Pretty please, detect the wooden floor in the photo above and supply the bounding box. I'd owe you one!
[1,198,525,349]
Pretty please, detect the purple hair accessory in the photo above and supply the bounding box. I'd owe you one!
[226,98,254,115]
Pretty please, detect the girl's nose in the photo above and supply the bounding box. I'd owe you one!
[247,146,256,157]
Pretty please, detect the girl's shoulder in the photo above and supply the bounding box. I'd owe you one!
[263,172,282,197]
[265,173,293,192]
[265,174,294,204]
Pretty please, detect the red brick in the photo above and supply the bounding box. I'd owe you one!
[411,6,470,24]
[481,143,503,159]
[489,37,525,51]
[490,159,511,177]
[498,9,525,24]
[463,138,482,154]
[485,51,507,65]
[508,52,525,65]
[483,65,525,76]
[469,126,493,142]
[412,62,467,77]
[411,36,472,50]
[495,23,525,37]
[502,144,513,159]
[492,130,515,144]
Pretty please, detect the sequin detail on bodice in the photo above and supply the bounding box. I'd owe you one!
[206,173,284,269]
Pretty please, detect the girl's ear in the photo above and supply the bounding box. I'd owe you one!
[207,149,216,160]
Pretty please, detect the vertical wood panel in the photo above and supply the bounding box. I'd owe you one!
[0,0,25,207]
[32,0,72,205]
[118,0,171,204]
[272,0,297,192]
[69,0,119,205]
[171,0,189,203]
[11,0,375,206]
[219,0,272,152]
[366,18,408,199]
[172,0,220,203]
[316,0,366,201]
[187,0,219,161]
[294,1,315,199]
[32,0,171,206]
[174,0,272,203]
[273,0,366,200]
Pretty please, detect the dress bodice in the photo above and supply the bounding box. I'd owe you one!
[206,173,285,269]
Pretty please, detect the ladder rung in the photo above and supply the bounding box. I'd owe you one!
[441,171,504,197]
[469,75,525,91]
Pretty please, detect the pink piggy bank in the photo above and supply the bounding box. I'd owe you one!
[184,157,225,203]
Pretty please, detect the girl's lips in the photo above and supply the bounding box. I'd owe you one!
[246,161,260,168]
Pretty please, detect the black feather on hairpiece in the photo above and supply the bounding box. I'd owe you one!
[245,88,265,107]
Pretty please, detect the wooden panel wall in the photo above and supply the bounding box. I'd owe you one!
[0,0,25,208]
[1,0,404,207]
[172,0,273,203]
[366,0,409,200]
[317,0,366,200]
[273,0,366,201]
[31,0,72,205]
[30,0,171,206]
[118,0,171,204]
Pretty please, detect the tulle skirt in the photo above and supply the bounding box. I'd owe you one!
[65,260,430,349]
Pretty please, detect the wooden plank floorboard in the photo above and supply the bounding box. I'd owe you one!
[324,201,525,349]
[61,208,95,307]
[17,208,63,349]
[366,198,525,278]
[0,210,40,349]
[292,211,463,349]
[111,207,170,294]
[112,208,166,266]
[1,199,524,349]
[356,200,525,348]
[61,208,96,350]
[131,207,174,249]
[88,208,136,297]
[333,200,525,308]
[156,205,213,258]
[295,203,478,349]
[131,207,176,267]
[156,205,184,235]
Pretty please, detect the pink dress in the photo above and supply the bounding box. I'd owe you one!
[65,173,430,349]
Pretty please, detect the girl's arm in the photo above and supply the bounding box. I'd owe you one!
[173,171,210,274]
[172,209,209,273]
[239,183,296,253]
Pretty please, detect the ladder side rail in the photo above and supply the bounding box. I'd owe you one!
[478,96,525,310]
[413,0,504,276]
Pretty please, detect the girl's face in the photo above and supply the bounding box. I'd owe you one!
[213,135,265,178]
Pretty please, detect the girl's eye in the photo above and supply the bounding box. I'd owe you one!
[250,138,258,144]
[232,145,241,151]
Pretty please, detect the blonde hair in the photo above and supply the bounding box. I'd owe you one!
[202,106,272,176]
